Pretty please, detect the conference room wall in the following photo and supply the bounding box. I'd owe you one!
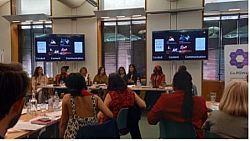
[0,1,11,63]
[146,0,203,12]
[146,0,203,95]
[52,0,98,78]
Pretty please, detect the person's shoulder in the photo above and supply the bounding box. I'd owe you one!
[63,94,71,99]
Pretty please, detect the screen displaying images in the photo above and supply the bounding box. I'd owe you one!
[35,34,85,61]
[152,29,208,61]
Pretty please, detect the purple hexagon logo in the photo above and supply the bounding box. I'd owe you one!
[230,49,248,69]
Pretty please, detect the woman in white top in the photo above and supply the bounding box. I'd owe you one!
[32,66,48,103]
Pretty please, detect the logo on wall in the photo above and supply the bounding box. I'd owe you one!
[229,49,248,69]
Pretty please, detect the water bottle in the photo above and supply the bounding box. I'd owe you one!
[48,95,54,112]
[30,92,37,116]
[136,77,141,87]
[53,91,60,111]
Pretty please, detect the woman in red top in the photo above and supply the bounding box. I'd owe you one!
[98,73,146,138]
[150,65,166,88]
[147,71,207,138]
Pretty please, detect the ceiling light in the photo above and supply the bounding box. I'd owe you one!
[101,16,110,19]
[12,20,20,23]
[116,16,126,18]
[132,14,142,17]
[228,8,240,11]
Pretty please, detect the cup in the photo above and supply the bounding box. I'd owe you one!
[210,92,216,103]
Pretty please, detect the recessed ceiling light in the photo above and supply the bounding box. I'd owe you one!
[101,16,110,19]
[12,20,20,23]
[116,16,126,18]
[228,8,240,11]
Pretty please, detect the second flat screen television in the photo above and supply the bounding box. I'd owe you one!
[152,29,208,61]
[35,34,85,61]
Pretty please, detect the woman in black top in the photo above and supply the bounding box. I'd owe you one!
[126,64,140,85]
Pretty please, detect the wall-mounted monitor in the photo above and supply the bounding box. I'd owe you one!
[35,34,85,61]
[152,29,208,61]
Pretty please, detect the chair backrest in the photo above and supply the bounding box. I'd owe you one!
[159,120,196,139]
[76,119,120,139]
[117,108,129,135]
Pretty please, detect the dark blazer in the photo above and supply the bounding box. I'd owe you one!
[126,73,140,85]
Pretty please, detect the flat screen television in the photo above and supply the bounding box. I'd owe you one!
[152,29,208,61]
[35,34,85,61]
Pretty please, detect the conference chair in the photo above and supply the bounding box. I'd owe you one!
[76,119,120,139]
[117,108,129,135]
[159,120,196,139]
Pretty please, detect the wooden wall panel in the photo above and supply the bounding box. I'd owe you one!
[202,80,225,102]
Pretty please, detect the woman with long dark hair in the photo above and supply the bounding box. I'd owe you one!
[93,66,108,84]
[98,73,146,138]
[126,64,140,85]
[60,73,113,139]
[147,71,207,138]
[117,66,128,82]
[32,66,48,103]
[150,65,166,88]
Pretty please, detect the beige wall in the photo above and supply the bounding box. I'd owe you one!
[146,0,203,95]
[52,0,98,78]
[0,1,11,63]
[146,0,203,12]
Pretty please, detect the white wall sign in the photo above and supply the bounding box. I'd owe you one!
[224,44,248,84]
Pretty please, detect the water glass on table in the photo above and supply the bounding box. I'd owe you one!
[210,92,216,104]
[40,103,47,116]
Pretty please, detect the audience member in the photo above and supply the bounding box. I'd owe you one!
[60,73,113,139]
[32,66,48,103]
[147,71,207,138]
[98,73,146,138]
[150,65,166,88]
[0,63,29,138]
[203,80,248,138]
[79,67,92,85]
[178,65,198,96]
[93,66,108,85]
[55,66,69,85]
[126,64,140,85]
[118,66,128,82]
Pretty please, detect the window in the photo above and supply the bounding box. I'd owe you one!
[16,0,51,15]
[102,20,146,77]
[203,14,248,80]
[100,0,144,10]
[19,23,53,77]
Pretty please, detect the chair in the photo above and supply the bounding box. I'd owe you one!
[116,108,129,135]
[76,119,120,139]
[159,120,196,139]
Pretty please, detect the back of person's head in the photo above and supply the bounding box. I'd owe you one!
[173,71,193,119]
[0,63,29,120]
[108,73,127,91]
[178,65,187,72]
[65,73,87,96]
[219,80,248,117]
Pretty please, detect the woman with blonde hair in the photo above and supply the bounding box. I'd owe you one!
[203,79,248,138]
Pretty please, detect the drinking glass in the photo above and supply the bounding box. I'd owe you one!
[40,103,47,116]
[210,92,216,103]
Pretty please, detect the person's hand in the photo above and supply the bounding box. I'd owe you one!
[97,112,104,124]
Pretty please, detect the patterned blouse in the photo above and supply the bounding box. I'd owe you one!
[64,96,98,139]
[108,88,135,118]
